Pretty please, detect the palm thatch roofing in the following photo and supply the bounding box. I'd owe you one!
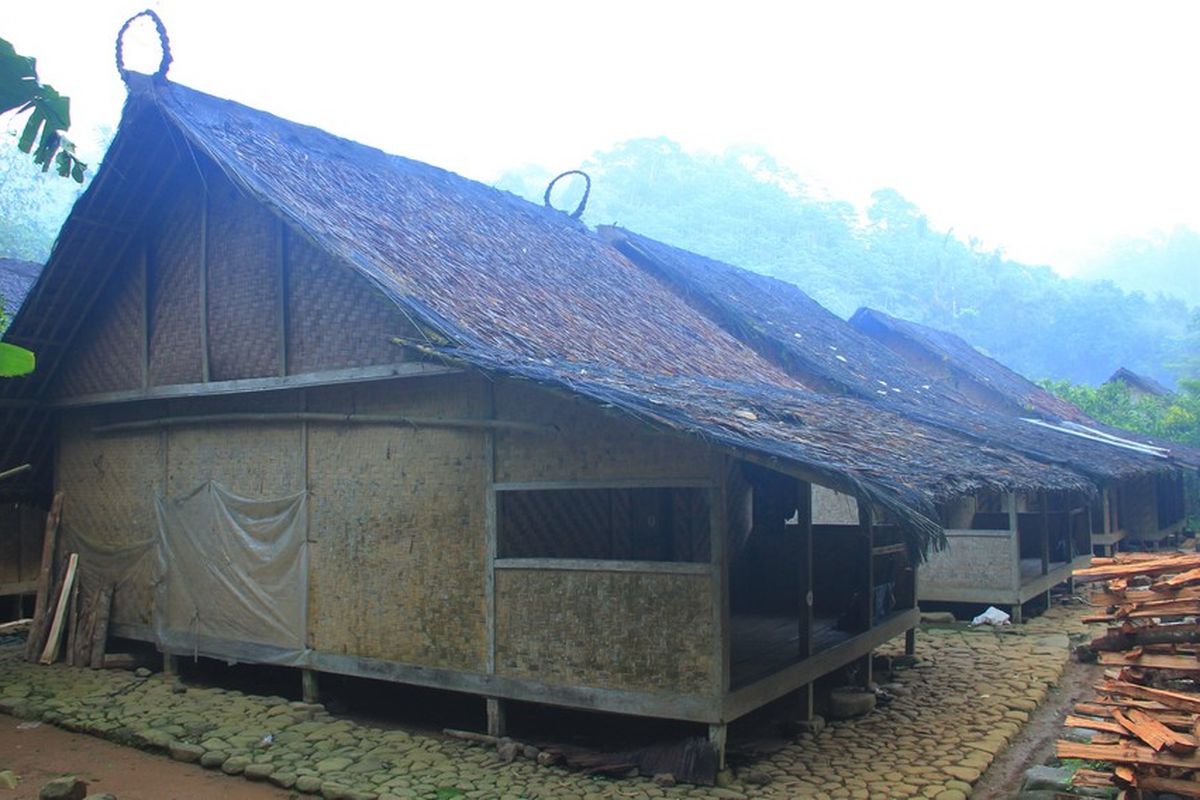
[1107,367,1173,398]
[0,258,43,318]
[849,307,1200,469]
[601,229,1194,481]
[0,74,1106,557]
[848,306,1090,422]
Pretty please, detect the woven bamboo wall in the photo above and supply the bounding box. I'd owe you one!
[148,188,204,386]
[206,179,282,381]
[495,569,715,695]
[920,531,1013,593]
[52,250,144,399]
[163,392,305,498]
[0,504,43,586]
[286,235,415,374]
[1121,475,1160,538]
[56,406,164,625]
[493,381,718,483]
[305,375,488,671]
[0,506,31,584]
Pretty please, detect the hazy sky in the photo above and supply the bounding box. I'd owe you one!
[5,1,1199,275]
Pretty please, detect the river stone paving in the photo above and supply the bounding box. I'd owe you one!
[0,603,1093,800]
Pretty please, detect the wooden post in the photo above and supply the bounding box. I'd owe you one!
[163,653,179,677]
[798,481,813,660]
[302,668,320,704]
[1041,491,1050,577]
[486,697,507,737]
[708,722,728,771]
[25,491,64,661]
[796,683,815,722]
[906,547,919,655]
[40,553,78,664]
[858,500,874,687]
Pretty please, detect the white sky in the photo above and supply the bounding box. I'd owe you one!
[5,1,1200,275]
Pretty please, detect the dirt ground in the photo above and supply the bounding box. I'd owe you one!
[972,639,1103,798]
[0,713,293,800]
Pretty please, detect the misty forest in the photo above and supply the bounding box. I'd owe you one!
[3,133,1198,442]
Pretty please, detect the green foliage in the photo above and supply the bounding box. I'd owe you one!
[1040,378,1200,447]
[0,37,86,182]
[497,138,1195,388]
[0,137,85,261]
[0,341,34,376]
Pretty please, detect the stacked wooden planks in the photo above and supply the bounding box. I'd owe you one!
[22,491,114,669]
[1060,551,1200,797]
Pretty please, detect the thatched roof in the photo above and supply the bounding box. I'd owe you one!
[849,308,1200,469]
[0,76,1088,555]
[0,258,43,318]
[848,306,1089,421]
[1107,367,1173,398]
[600,229,1193,481]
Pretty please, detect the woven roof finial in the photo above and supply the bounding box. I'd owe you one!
[543,170,591,220]
[115,9,173,84]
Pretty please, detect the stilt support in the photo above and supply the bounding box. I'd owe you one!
[1011,602,1023,624]
[163,652,178,677]
[796,683,814,722]
[486,697,507,737]
[302,668,320,704]
[708,722,728,770]
[905,627,917,656]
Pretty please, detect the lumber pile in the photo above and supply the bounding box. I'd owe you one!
[22,492,114,669]
[1061,551,1200,797]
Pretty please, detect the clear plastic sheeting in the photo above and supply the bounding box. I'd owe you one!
[60,522,158,626]
[154,482,308,664]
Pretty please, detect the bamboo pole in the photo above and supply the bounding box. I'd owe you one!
[92,412,556,435]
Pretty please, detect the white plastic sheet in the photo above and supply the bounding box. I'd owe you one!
[970,605,1012,627]
[64,481,309,665]
[154,482,308,663]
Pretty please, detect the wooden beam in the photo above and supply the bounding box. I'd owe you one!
[91,412,555,436]
[494,558,710,576]
[484,381,497,687]
[798,480,813,661]
[1041,490,1050,577]
[301,669,319,704]
[493,478,716,492]
[0,580,37,597]
[39,552,78,664]
[0,464,31,483]
[713,460,730,698]
[722,608,919,722]
[109,621,719,723]
[53,362,460,408]
[25,491,63,660]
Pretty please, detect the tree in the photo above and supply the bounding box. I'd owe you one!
[0,37,86,182]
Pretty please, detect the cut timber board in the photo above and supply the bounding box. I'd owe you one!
[39,553,78,665]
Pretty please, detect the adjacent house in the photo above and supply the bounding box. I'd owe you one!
[598,231,1192,619]
[1107,367,1174,402]
[851,308,1196,557]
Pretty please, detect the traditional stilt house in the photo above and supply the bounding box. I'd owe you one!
[0,64,1109,764]
[602,229,1195,621]
[1106,367,1173,402]
[850,308,1197,559]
